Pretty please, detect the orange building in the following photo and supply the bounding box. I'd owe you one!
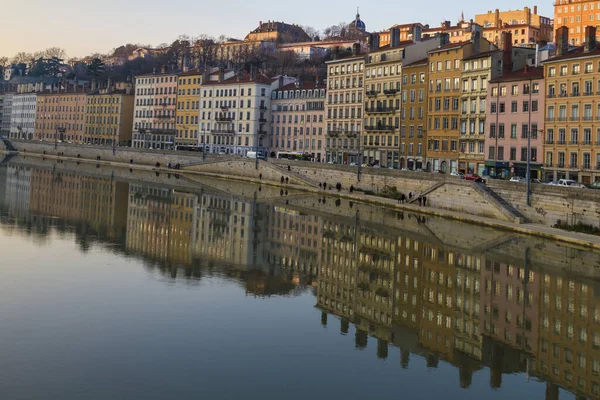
[36,91,87,143]
[555,0,600,45]
[477,7,553,46]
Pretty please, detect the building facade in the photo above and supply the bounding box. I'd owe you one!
[132,69,178,150]
[269,79,326,162]
[175,69,203,147]
[427,37,492,173]
[35,91,86,143]
[199,71,272,155]
[401,58,428,170]
[555,0,600,45]
[85,87,134,146]
[10,93,37,140]
[487,67,544,179]
[542,26,600,183]
[325,51,364,164]
[1,93,13,136]
[476,7,553,46]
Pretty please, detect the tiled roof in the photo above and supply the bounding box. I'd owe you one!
[543,44,600,63]
[403,57,428,67]
[489,66,544,83]
[462,49,502,61]
[428,40,471,53]
[273,81,326,92]
[205,72,272,85]
[371,41,414,52]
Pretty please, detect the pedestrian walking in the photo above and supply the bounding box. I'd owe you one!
[418,196,423,206]
[422,196,427,207]
[409,192,412,200]
[400,193,406,204]
[281,176,285,184]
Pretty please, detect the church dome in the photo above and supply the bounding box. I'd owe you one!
[349,8,366,31]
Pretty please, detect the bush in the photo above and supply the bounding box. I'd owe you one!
[554,221,600,236]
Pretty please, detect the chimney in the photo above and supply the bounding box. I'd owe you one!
[585,26,597,52]
[495,9,500,27]
[524,64,529,73]
[390,28,401,47]
[501,31,513,73]
[556,26,569,56]
[534,5,538,14]
[438,32,450,47]
[473,31,481,55]
[353,42,361,56]
[412,25,422,42]
[368,33,380,51]
[153,67,157,74]
[525,7,532,26]
[160,65,167,74]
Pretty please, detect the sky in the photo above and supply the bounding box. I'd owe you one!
[0,0,554,60]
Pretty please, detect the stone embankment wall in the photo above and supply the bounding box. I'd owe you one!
[10,141,600,227]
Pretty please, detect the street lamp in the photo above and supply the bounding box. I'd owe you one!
[113,128,117,155]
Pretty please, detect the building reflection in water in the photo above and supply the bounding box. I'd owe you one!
[2,160,600,399]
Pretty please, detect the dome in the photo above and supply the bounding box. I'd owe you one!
[349,8,366,32]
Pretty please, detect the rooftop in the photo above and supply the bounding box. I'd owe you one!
[273,81,326,92]
[543,44,600,63]
[489,66,544,83]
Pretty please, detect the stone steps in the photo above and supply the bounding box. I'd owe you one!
[472,182,527,223]
[407,181,445,204]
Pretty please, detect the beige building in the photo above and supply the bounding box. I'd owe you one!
[85,83,134,146]
[325,45,364,164]
[35,90,87,143]
[476,7,553,46]
[269,78,326,162]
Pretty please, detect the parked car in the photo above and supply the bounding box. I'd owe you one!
[450,171,464,177]
[509,176,526,183]
[349,162,357,166]
[557,179,577,187]
[401,167,409,171]
[571,182,588,189]
[371,164,381,168]
[360,163,369,168]
[546,180,558,186]
[464,173,484,182]
[530,179,543,184]
[415,168,425,172]
[587,181,600,189]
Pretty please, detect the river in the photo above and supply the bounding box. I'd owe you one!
[0,156,598,399]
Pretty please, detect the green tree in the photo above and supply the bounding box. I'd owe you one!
[87,58,105,77]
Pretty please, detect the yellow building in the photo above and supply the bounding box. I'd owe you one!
[85,85,134,146]
[401,58,428,169]
[543,26,600,183]
[175,69,203,147]
[427,34,492,173]
[36,91,87,143]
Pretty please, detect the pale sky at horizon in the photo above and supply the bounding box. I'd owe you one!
[0,0,553,60]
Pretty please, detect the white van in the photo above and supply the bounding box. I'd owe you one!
[557,179,577,187]
[246,151,266,160]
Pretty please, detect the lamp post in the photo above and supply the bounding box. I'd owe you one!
[113,129,117,156]
[357,130,361,182]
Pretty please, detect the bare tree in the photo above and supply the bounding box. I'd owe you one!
[11,52,33,65]
[302,26,321,41]
[192,34,217,68]
[43,47,67,60]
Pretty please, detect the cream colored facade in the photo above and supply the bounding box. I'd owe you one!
[85,88,134,146]
[325,54,364,164]
[36,92,86,143]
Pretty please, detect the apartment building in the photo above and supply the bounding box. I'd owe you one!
[543,26,600,183]
[427,33,493,173]
[487,66,544,179]
[555,0,600,45]
[401,58,428,169]
[175,69,203,148]
[198,70,271,155]
[132,67,178,150]
[269,78,326,161]
[35,90,86,143]
[325,45,364,164]
[85,84,134,146]
[476,6,553,46]
[1,93,13,136]
[10,92,37,140]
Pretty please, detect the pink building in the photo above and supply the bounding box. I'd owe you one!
[270,79,326,162]
[486,66,544,179]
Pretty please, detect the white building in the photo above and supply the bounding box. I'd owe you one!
[199,71,272,155]
[10,93,37,140]
[1,93,13,136]
[132,67,178,150]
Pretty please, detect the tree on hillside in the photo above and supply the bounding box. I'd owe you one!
[87,58,105,77]
[11,52,33,66]
[43,47,67,60]
[303,26,321,41]
[192,34,217,68]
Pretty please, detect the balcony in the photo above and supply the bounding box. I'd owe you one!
[584,91,594,96]
[364,125,396,132]
[545,139,554,144]
[327,130,340,137]
[259,105,268,111]
[571,92,580,97]
[583,140,593,145]
[559,93,569,98]
[583,116,593,121]
[259,118,267,123]
[557,163,565,168]
[547,93,556,98]
[257,130,267,136]
[557,117,567,122]
[570,117,580,121]
[216,116,233,122]
[569,140,579,144]
[570,164,578,169]
[383,88,399,96]
[365,107,395,113]
[557,140,566,145]
[545,163,553,167]
[545,117,555,122]
[366,90,379,97]
[212,129,235,134]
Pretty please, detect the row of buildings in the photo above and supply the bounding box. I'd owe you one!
[1,161,600,398]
